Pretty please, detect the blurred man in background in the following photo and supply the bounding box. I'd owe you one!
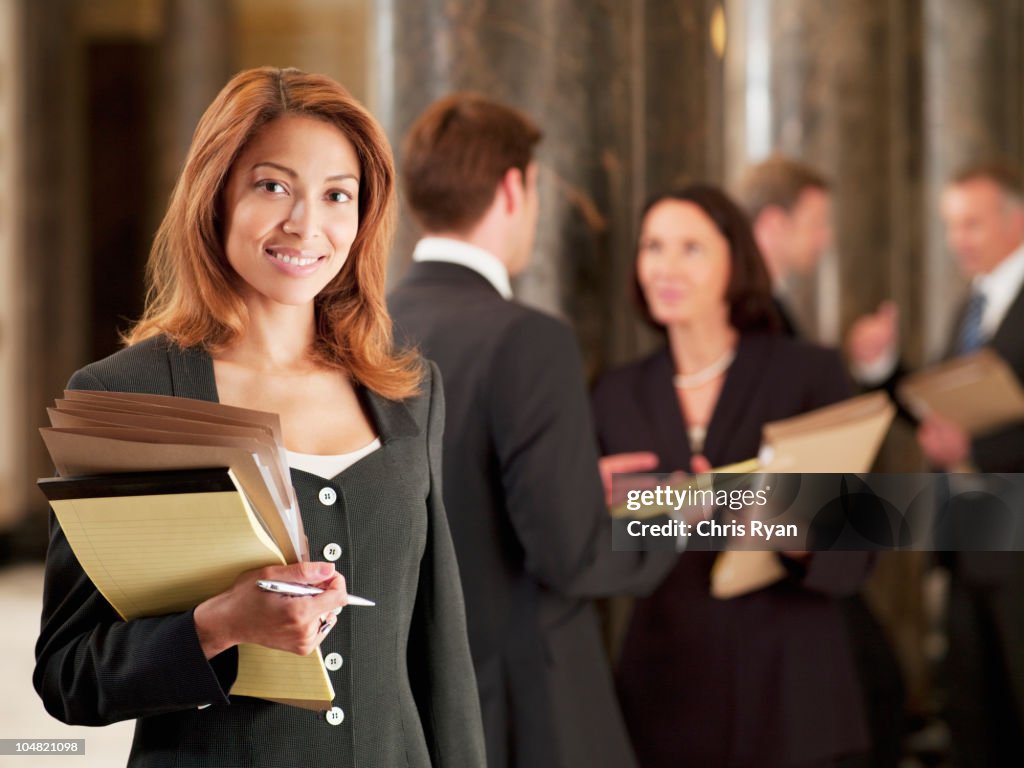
[738,155,907,768]
[848,163,1024,766]
[736,154,834,336]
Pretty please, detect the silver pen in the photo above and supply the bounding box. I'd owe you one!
[256,579,376,606]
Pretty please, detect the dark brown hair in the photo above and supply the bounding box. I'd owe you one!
[734,154,830,222]
[634,185,781,333]
[126,66,421,399]
[400,92,542,233]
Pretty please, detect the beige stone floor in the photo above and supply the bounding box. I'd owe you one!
[0,563,134,768]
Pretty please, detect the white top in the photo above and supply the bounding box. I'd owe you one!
[412,236,513,299]
[287,438,382,480]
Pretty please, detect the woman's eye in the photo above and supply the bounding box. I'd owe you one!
[640,240,661,254]
[327,189,353,203]
[257,180,286,194]
[684,242,703,256]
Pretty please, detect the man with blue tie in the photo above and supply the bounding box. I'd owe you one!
[849,162,1024,766]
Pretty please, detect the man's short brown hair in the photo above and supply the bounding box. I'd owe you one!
[734,154,830,222]
[950,160,1024,202]
[401,92,542,234]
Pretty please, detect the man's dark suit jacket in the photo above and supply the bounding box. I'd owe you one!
[388,260,676,768]
[935,283,1024,766]
[592,336,872,767]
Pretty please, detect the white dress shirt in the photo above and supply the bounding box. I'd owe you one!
[972,240,1024,339]
[412,236,513,299]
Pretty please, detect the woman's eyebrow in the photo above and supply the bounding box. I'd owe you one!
[252,162,358,184]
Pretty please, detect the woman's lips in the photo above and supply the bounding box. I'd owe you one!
[264,246,326,275]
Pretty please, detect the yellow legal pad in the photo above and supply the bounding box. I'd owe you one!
[38,468,334,711]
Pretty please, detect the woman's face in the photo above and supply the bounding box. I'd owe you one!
[222,113,361,309]
[637,199,732,328]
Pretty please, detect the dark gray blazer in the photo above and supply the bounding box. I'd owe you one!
[33,336,486,768]
[389,261,677,768]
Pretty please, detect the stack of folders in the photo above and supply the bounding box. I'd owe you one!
[37,390,335,711]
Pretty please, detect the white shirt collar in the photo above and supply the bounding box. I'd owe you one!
[412,236,513,299]
[973,240,1024,337]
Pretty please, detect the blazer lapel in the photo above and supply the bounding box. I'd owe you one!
[702,335,766,465]
[639,348,693,473]
[166,342,219,402]
[362,388,422,444]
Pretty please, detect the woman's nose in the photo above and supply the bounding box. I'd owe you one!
[282,198,320,238]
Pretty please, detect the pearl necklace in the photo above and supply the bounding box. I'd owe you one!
[672,349,736,389]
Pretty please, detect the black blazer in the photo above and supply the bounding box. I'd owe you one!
[33,336,486,768]
[388,261,677,768]
[934,283,1024,765]
[592,336,872,768]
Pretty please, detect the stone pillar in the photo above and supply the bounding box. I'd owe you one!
[725,0,922,349]
[152,0,233,228]
[922,0,1024,359]
[724,0,932,711]
[0,0,25,528]
[379,0,725,373]
[21,0,87,527]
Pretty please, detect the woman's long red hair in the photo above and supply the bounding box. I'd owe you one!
[125,67,421,399]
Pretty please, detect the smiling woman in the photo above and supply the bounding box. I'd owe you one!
[33,67,486,768]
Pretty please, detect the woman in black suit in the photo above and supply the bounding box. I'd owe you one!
[34,67,485,768]
[592,186,871,767]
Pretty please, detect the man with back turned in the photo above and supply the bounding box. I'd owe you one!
[388,93,675,768]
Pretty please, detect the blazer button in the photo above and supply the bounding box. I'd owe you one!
[325,707,345,725]
[318,487,338,505]
[323,543,342,561]
[325,652,343,671]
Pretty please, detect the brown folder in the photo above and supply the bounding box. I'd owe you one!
[897,348,1024,435]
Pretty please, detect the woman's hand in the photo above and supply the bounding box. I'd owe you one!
[194,561,349,659]
[598,452,659,506]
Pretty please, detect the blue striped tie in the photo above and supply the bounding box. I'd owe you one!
[956,291,987,354]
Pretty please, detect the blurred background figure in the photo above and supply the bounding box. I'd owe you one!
[388,93,675,768]
[848,163,1024,767]
[592,185,872,768]
[738,155,907,768]
[735,154,833,337]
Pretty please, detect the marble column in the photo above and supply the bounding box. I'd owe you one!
[21,0,88,526]
[726,0,923,350]
[922,0,1024,359]
[724,0,932,710]
[379,0,725,373]
[151,0,233,230]
[0,0,25,527]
